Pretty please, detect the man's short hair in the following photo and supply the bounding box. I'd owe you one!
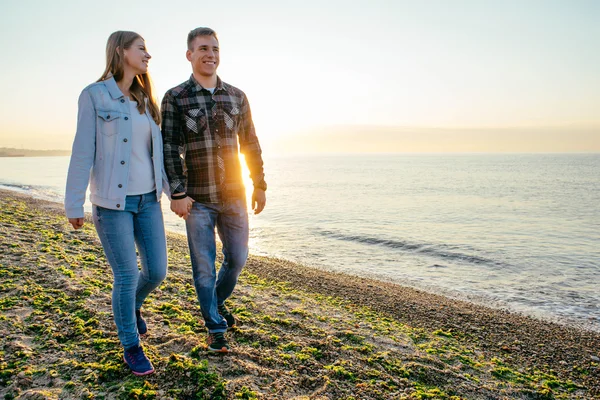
[187,27,218,50]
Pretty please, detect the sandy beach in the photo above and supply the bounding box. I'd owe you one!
[1,188,598,399]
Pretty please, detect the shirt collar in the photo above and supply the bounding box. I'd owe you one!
[189,74,226,93]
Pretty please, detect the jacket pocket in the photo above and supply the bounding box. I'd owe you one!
[97,111,121,136]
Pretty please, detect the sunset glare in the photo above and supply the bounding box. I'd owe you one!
[0,0,598,153]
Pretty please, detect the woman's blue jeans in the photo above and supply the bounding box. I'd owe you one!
[185,198,249,333]
[92,191,167,348]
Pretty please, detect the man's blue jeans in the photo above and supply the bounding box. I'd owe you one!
[185,198,249,333]
[92,191,167,348]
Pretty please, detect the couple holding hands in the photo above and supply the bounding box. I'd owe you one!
[64,27,267,376]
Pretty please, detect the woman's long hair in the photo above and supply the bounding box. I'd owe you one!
[98,31,161,125]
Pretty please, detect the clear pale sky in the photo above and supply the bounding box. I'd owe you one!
[0,0,598,152]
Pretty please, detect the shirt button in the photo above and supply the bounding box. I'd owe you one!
[124,117,129,120]
[120,99,125,103]
[121,161,125,165]
[118,184,123,188]
[123,138,128,142]
[107,115,111,119]
[116,204,121,208]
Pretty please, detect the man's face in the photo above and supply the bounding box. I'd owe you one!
[186,35,220,79]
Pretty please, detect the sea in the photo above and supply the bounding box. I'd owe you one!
[1,154,599,331]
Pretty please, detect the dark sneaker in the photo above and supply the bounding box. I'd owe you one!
[136,309,147,335]
[207,332,230,353]
[123,345,154,376]
[218,304,238,328]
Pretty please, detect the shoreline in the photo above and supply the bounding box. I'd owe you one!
[1,184,597,334]
[276,259,600,335]
[2,182,598,335]
[1,188,599,398]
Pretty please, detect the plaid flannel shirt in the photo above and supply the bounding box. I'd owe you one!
[161,75,265,203]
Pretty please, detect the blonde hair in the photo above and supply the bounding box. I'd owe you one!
[98,31,161,125]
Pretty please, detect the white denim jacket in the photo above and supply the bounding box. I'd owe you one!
[65,77,169,218]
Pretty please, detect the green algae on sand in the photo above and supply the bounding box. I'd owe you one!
[0,190,599,399]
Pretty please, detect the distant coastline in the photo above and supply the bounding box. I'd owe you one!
[0,147,70,157]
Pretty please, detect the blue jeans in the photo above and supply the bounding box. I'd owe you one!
[186,198,249,333]
[92,191,167,348]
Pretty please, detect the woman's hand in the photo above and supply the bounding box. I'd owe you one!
[68,218,84,229]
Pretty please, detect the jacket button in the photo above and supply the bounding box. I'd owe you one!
[120,99,125,103]
[124,117,129,120]
[116,204,121,208]
[123,138,128,142]
[121,161,125,165]
[118,184,123,188]
[107,115,110,119]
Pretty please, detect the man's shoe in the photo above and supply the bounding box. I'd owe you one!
[218,304,237,328]
[136,309,147,335]
[207,332,230,353]
[123,345,154,376]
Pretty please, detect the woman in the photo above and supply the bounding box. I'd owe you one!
[65,31,169,376]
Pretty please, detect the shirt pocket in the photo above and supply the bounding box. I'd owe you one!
[220,104,239,139]
[184,108,208,136]
[97,110,121,136]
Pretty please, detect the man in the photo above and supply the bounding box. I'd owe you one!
[161,27,267,353]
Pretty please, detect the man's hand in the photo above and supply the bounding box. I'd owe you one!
[68,218,84,230]
[171,197,195,220]
[252,189,266,215]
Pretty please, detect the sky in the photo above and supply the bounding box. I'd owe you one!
[0,0,599,153]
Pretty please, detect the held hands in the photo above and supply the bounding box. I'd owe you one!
[170,190,264,218]
[171,196,195,220]
[68,218,84,230]
[252,189,266,215]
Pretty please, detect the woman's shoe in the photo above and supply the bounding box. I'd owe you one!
[123,345,154,376]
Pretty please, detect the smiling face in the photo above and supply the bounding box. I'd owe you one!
[123,38,151,75]
[186,35,220,79]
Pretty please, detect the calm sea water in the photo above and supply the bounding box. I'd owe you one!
[1,154,599,331]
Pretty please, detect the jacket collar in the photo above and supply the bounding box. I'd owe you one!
[104,76,125,100]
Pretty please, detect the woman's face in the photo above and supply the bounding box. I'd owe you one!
[123,38,151,75]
